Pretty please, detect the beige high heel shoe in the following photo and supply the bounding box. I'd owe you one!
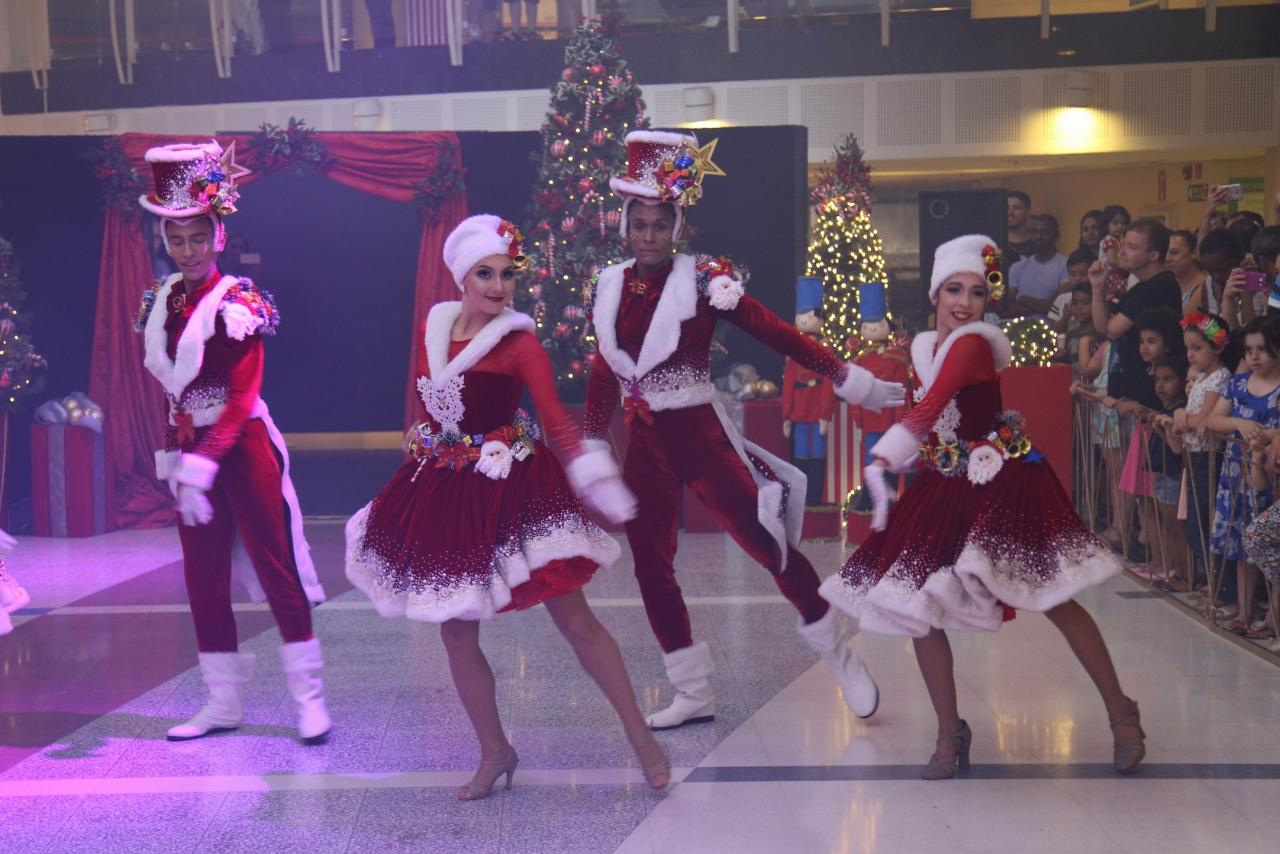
[1110,701,1146,774]
[633,736,671,790]
[920,721,972,781]
[458,746,518,801]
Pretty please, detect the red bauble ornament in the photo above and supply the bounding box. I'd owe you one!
[590,130,606,148]
[588,64,605,76]
[563,305,586,321]
[560,215,578,234]
[553,322,572,341]
[604,210,621,229]
[569,359,585,375]
[577,177,594,193]
[550,139,568,157]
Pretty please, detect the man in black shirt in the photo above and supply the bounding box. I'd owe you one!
[1089,219,1180,410]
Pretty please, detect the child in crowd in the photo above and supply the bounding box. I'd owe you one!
[1243,430,1280,652]
[1055,283,1096,374]
[1050,249,1096,330]
[1075,314,1124,548]
[1206,316,1280,636]
[1168,313,1235,607]
[0,529,27,636]
[1145,356,1190,589]
[1113,308,1184,570]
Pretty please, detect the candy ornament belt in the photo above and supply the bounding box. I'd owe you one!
[409,409,541,482]
[919,410,1043,486]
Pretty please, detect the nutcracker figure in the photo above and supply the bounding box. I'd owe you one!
[782,277,837,506]
[852,283,912,468]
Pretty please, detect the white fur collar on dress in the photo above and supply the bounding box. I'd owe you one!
[143,272,242,400]
[592,253,698,382]
[423,301,535,384]
[910,322,1012,390]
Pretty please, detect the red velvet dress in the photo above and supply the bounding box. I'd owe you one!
[820,324,1121,638]
[345,308,619,622]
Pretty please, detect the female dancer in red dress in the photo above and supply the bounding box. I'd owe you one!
[346,215,669,799]
[820,234,1146,779]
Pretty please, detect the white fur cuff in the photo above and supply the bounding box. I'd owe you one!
[869,424,922,471]
[835,363,874,404]
[173,452,219,491]
[565,441,620,492]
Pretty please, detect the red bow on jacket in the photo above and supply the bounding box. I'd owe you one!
[172,411,197,447]
[623,395,653,426]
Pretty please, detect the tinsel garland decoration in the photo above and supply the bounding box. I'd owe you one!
[84,138,148,214]
[245,118,332,173]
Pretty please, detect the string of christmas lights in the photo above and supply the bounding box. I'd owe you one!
[1002,316,1058,368]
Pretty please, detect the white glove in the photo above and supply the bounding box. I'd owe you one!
[862,379,907,413]
[0,528,15,553]
[782,420,793,439]
[818,420,829,437]
[579,475,638,525]
[863,463,890,532]
[886,451,919,475]
[176,483,214,527]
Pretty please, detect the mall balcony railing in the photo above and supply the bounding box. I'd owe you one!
[29,0,1278,83]
[1071,389,1280,662]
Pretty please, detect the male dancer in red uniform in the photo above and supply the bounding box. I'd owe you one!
[583,132,905,729]
[136,141,331,743]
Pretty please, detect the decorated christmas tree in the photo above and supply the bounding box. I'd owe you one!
[516,13,648,397]
[804,135,887,359]
[0,236,46,409]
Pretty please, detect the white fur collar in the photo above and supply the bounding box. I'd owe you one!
[910,322,1012,390]
[423,301,535,384]
[592,253,699,381]
[143,273,242,400]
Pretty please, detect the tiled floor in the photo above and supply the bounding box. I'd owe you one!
[2,524,1278,853]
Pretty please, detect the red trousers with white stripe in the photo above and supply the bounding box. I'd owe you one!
[621,404,829,654]
[176,419,313,652]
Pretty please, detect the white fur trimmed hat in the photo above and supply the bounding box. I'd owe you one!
[138,140,249,219]
[929,234,1003,300]
[443,214,529,289]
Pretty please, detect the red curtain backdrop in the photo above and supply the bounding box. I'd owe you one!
[88,132,467,529]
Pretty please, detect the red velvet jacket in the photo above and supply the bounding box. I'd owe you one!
[138,269,279,463]
[584,254,856,440]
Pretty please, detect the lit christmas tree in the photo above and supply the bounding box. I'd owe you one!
[0,236,46,409]
[804,135,887,359]
[515,13,648,398]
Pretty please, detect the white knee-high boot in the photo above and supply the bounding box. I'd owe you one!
[646,641,716,731]
[798,609,880,719]
[167,652,255,741]
[280,638,333,744]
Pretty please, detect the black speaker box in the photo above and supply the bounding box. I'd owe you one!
[917,188,1008,302]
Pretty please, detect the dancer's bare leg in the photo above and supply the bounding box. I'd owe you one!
[440,619,510,758]
[912,629,964,757]
[543,589,669,786]
[1044,599,1140,746]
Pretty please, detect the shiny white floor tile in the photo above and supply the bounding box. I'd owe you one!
[7,532,1280,853]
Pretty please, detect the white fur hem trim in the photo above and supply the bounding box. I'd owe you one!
[145,141,221,163]
[174,453,218,490]
[423,302,535,385]
[592,254,698,382]
[910,324,1012,390]
[834,363,874,404]
[565,446,621,492]
[344,504,621,623]
[624,130,696,147]
[820,539,1122,638]
[869,424,921,471]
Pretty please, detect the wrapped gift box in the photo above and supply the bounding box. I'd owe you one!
[31,424,110,537]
